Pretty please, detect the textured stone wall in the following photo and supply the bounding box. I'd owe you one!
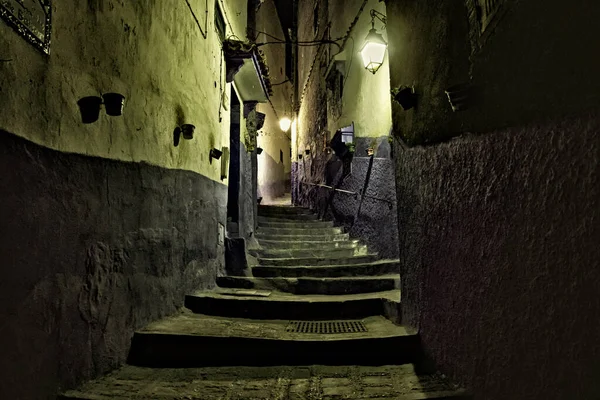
[294,0,399,257]
[0,1,248,398]
[0,131,227,399]
[393,114,600,399]
[297,138,399,259]
[385,0,600,397]
[385,0,600,145]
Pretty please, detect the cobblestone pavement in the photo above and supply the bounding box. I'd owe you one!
[61,364,468,399]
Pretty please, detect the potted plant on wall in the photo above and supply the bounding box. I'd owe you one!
[367,138,377,156]
[346,141,356,154]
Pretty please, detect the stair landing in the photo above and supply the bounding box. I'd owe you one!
[60,364,469,400]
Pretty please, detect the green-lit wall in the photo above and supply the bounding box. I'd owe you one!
[0,0,248,182]
[327,0,392,139]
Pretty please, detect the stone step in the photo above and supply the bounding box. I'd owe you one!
[258,217,334,228]
[60,364,471,400]
[256,232,350,241]
[252,259,401,278]
[258,253,379,267]
[217,275,399,295]
[185,290,401,320]
[125,313,419,368]
[258,205,312,215]
[250,245,368,259]
[258,238,360,250]
[257,212,320,221]
[257,226,343,236]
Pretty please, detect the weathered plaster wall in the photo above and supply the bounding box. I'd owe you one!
[327,0,392,139]
[0,131,227,399]
[256,0,292,200]
[0,0,248,181]
[0,1,248,398]
[393,114,600,399]
[386,0,600,145]
[294,0,399,257]
[385,0,600,397]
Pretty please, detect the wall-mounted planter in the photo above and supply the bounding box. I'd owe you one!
[173,124,196,147]
[210,148,223,162]
[181,124,195,140]
[257,147,264,155]
[445,83,473,112]
[392,86,417,110]
[305,149,311,155]
[102,93,125,116]
[77,96,103,124]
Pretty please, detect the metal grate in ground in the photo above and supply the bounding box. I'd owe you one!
[286,320,368,334]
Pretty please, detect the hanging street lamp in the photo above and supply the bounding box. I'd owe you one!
[279,117,292,132]
[360,9,388,74]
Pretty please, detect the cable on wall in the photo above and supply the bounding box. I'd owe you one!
[184,0,208,39]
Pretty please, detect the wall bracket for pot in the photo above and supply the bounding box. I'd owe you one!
[173,124,196,147]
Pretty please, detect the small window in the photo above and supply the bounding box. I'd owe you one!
[215,1,226,41]
[340,122,354,144]
[280,149,284,163]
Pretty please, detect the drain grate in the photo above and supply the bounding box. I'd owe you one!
[286,320,368,334]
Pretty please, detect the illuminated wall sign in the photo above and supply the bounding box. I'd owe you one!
[1,0,51,55]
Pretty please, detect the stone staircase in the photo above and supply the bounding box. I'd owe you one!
[60,205,469,399]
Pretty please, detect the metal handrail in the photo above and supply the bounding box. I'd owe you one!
[300,181,394,209]
[301,181,357,196]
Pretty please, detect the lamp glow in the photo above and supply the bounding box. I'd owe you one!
[279,117,292,132]
[360,28,387,74]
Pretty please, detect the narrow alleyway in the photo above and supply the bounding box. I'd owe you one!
[60,205,468,399]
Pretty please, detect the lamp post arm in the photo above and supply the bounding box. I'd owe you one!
[370,9,387,27]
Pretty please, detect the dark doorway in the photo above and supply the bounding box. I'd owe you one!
[227,92,241,232]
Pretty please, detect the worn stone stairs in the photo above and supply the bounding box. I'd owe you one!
[60,204,469,399]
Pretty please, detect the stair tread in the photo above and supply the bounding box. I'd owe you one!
[192,288,400,302]
[256,259,399,269]
[258,239,359,244]
[229,274,400,281]
[60,364,469,400]
[137,313,409,341]
[258,253,378,260]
